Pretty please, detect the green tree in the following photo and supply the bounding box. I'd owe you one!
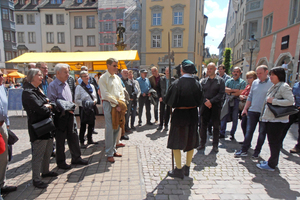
[204,57,219,66]
[223,48,232,74]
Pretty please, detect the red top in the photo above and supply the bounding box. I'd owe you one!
[0,134,5,154]
[241,84,251,97]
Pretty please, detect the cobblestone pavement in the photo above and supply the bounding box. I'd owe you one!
[3,110,300,199]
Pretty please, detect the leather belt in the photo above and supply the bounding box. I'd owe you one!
[175,106,197,109]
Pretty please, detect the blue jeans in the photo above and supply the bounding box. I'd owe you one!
[254,121,268,155]
[220,98,239,136]
[241,111,260,152]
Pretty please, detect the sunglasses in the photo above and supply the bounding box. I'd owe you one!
[0,74,3,77]
[112,65,118,68]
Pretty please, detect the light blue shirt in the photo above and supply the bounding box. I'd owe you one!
[137,77,151,94]
[247,77,273,113]
[0,85,9,125]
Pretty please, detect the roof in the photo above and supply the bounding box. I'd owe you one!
[6,50,140,71]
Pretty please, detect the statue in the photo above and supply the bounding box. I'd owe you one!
[116,23,126,43]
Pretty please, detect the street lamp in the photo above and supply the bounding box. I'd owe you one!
[248,34,258,71]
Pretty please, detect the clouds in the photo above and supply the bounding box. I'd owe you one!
[204,0,228,55]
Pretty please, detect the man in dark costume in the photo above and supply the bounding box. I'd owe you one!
[165,59,204,179]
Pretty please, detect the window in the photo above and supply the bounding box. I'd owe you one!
[74,16,82,29]
[87,16,95,28]
[27,14,35,25]
[32,0,37,5]
[46,32,54,43]
[289,0,300,25]
[249,21,258,37]
[75,36,83,46]
[56,14,64,25]
[46,14,53,25]
[9,10,14,21]
[5,52,12,61]
[50,0,62,4]
[11,32,16,42]
[57,32,65,43]
[171,27,184,48]
[4,31,11,41]
[104,22,112,31]
[18,32,25,43]
[77,0,83,3]
[87,36,95,46]
[173,34,182,47]
[173,12,183,25]
[28,32,36,43]
[152,35,161,47]
[152,13,161,26]
[2,9,9,20]
[20,0,25,4]
[263,14,273,36]
[131,16,139,30]
[16,14,23,24]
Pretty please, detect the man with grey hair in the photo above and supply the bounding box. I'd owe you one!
[48,63,88,169]
[36,62,53,96]
[220,67,246,140]
[235,65,272,157]
[121,69,134,135]
[0,70,17,194]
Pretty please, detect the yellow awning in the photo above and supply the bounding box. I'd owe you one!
[7,71,26,78]
[6,50,140,71]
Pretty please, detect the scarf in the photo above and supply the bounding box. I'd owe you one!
[81,81,93,94]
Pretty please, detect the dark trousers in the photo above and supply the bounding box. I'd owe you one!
[280,112,300,148]
[79,107,95,144]
[125,100,132,130]
[241,115,247,136]
[220,98,239,136]
[241,111,261,152]
[264,122,285,169]
[154,97,159,121]
[200,104,221,147]
[138,95,151,123]
[159,101,171,127]
[130,99,137,128]
[55,113,81,166]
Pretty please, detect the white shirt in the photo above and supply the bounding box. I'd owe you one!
[98,71,125,107]
[75,84,97,107]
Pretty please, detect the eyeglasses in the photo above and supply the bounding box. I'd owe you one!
[247,77,254,79]
[112,65,118,68]
[41,67,48,70]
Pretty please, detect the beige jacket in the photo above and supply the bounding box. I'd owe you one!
[261,82,294,122]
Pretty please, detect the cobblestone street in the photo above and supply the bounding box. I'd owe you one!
[3,110,300,200]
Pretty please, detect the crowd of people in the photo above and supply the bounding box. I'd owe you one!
[0,57,300,198]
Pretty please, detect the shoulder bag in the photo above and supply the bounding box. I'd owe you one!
[267,83,299,118]
[32,117,56,138]
[80,84,99,115]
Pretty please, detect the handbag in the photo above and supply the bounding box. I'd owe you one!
[266,82,299,118]
[7,129,19,145]
[267,103,298,118]
[32,118,56,138]
[239,99,246,111]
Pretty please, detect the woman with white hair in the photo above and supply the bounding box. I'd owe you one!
[22,68,58,189]
[75,71,98,148]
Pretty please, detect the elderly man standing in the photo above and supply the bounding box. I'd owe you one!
[121,69,134,135]
[198,63,225,152]
[0,70,17,194]
[149,66,164,123]
[220,67,246,140]
[137,69,152,126]
[99,58,125,163]
[36,62,53,96]
[48,64,88,169]
[128,70,140,130]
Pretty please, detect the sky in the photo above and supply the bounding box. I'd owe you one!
[204,0,229,55]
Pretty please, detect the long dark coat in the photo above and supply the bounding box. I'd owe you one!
[165,77,204,152]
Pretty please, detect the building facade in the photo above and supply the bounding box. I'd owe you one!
[224,0,264,77]
[1,0,17,69]
[141,0,207,77]
[256,0,300,85]
[98,0,141,69]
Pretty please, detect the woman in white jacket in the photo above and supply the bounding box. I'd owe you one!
[75,71,98,148]
[256,67,294,171]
